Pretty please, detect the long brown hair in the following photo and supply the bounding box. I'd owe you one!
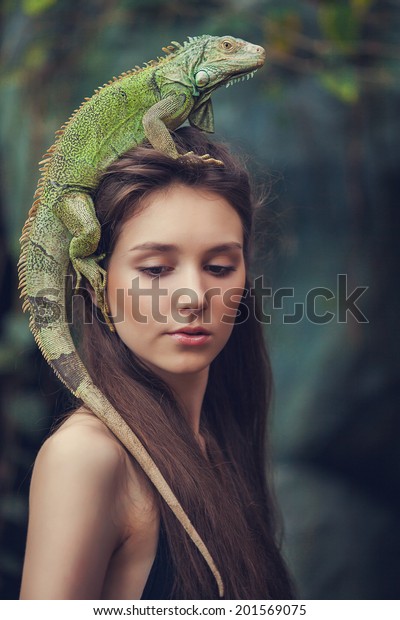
[74,127,294,599]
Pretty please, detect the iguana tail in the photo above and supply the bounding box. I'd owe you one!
[18,204,224,597]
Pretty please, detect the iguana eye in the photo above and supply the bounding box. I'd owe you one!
[222,39,234,51]
[195,70,210,87]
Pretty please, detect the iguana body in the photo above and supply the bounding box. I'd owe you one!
[18,35,265,597]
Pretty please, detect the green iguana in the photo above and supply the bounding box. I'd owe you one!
[18,34,266,597]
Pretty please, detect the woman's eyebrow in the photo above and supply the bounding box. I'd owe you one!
[206,242,243,253]
[129,242,177,252]
[129,242,243,253]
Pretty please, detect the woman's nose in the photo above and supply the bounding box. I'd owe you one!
[173,271,208,314]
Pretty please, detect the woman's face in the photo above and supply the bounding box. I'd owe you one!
[106,183,246,381]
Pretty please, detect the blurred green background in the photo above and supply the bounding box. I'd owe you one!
[1,0,399,600]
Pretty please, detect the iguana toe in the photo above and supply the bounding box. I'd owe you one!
[180,151,224,167]
[72,256,115,331]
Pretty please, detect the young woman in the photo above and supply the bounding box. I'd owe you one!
[20,127,295,600]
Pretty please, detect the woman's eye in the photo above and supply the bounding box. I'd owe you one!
[138,265,235,278]
[205,265,236,277]
[139,266,171,277]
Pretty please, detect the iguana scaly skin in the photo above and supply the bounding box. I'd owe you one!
[18,35,266,597]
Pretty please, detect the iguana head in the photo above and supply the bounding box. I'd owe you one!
[163,34,266,97]
[157,35,266,133]
[189,34,266,95]
[159,34,265,95]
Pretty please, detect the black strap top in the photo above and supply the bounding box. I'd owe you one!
[140,523,175,600]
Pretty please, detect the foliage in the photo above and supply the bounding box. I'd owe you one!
[262,0,398,103]
[22,0,58,16]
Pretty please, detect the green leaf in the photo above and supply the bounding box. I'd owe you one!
[24,41,48,71]
[265,11,303,55]
[351,0,373,14]
[318,4,361,53]
[22,0,57,16]
[319,68,359,103]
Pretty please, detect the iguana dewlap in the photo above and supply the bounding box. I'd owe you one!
[18,35,266,597]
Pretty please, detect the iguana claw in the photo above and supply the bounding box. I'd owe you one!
[72,255,115,332]
[180,151,224,167]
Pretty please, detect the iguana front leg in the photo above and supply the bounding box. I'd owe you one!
[143,94,223,165]
[143,94,188,158]
[53,190,113,330]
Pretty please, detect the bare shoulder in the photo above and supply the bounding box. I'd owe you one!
[30,409,128,532]
[35,408,156,525]
[40,408,126,475]
[20,408,158,599]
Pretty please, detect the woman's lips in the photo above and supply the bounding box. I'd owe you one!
[168,328,211,346]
